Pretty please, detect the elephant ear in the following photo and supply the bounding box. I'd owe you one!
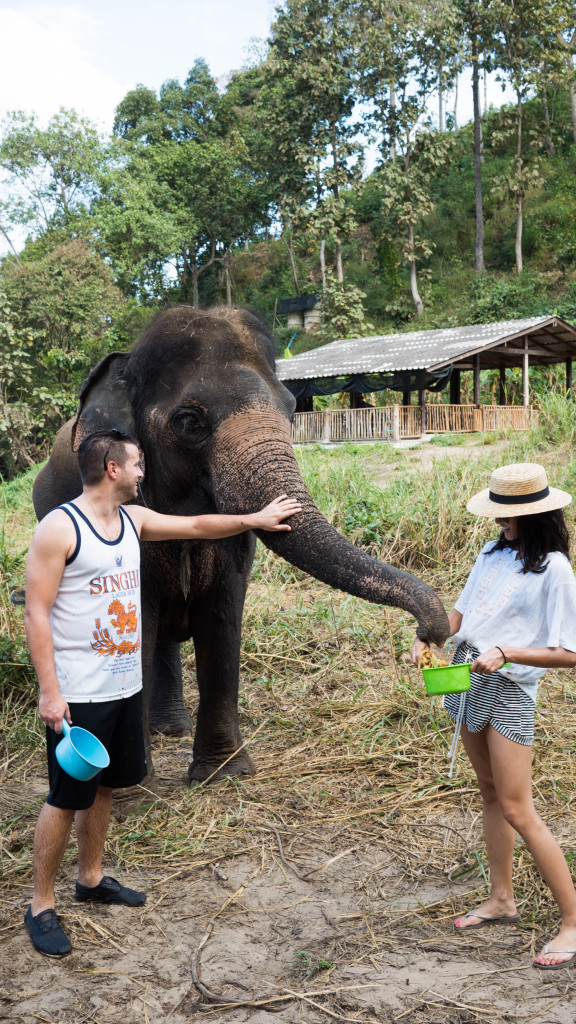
[71,353,136,451]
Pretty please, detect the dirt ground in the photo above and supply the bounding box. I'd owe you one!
[2,756,576,1024]
[3,681,576,1024]
[2,439,576,1024]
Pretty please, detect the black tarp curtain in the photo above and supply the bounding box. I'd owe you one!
[282,366,453,401]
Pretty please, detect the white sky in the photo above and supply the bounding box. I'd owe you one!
[0,0,277,130]
[0,0,514,131]
[0,1,515,257]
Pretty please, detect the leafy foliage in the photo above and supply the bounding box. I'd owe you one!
[0,242,128,475]
[2,3,576,453]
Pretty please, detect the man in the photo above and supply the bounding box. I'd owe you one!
[24,428,301,957]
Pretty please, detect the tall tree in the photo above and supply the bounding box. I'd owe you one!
[356,0,459,314]
[113,59,222,144]
[456,0,495,271]
[260,0,363,288]
[377,130,454,315]
[0,109,105,251]
[490,0,565,273]
[554,17,576,146]
[104,64,270,305]
[1,240,125,441]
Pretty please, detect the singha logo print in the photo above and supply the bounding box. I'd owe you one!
[91,598,140,657]
[108,599,137,634]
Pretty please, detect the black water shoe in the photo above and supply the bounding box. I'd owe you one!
[75,875,146,906]
[24,906,72,957]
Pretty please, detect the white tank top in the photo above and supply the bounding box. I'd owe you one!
[50,502,142,702]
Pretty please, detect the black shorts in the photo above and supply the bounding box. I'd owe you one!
[46,690,147,810]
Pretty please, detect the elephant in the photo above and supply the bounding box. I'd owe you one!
[33,305,449,782]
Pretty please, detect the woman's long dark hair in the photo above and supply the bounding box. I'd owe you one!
[489,508,570,574]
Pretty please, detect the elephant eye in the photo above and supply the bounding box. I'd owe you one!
[170,407,211,445]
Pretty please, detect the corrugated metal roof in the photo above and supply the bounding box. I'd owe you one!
[276,316,558,381]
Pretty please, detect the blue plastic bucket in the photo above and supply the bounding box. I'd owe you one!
[56,719,110,781]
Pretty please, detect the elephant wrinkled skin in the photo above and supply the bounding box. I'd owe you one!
[33,306,449,782]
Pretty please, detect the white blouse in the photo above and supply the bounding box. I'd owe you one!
[453,542,576,701]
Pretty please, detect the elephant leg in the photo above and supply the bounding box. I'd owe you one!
[149,641,193,737]
[187,585,252,783]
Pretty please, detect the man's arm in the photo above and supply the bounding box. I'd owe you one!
[125,494,302,543]
[24,511,76,732]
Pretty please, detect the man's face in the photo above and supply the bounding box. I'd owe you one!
[114,443,144,501]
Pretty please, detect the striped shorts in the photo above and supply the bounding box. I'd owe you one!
[444,642,535,746]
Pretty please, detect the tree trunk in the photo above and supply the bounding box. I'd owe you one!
[471,33,485,271]
[556,32,576,146]
[335,241,344,285]
[284,223,301,296]
[389,84,397,160]
[542,86,555,156]
[516,194,523,274]
[570,80,576,146]
[438,67,444,131]
[225,249,232,306]
[190,250,199,308]
[408,223,423,316]
[453,73,459,130]
[0,223,21,263]
[515,90,523,275]
[192,265,199,308]
[320,238,327,294]
[329,120,344,287]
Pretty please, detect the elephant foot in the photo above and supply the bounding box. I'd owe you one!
[149,709,193,738]
[150,722,193,738]
[187,750,255,784]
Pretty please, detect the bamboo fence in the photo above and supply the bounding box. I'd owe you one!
[291,404,535,444]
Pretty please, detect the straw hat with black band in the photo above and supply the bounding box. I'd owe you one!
[467,463,572,519]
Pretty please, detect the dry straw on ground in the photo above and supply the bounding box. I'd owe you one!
[2,579,576,1021]
[2,435,576,1021]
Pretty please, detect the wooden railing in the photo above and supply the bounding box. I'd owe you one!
[482,405,535,431]
[291,404,535,444]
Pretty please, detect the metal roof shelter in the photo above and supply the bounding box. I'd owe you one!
[276,315,576,406]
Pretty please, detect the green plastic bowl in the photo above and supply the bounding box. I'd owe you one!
[422,663,471,695]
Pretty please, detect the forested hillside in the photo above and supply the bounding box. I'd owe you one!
[1,0,575,475]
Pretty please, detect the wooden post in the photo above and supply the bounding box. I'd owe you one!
[402,388,411,406]
[419,389,427,436]
[499,364,506,405]
[322,409,331,444]
[522,337,529,407]
[392,404,400,442]
[449,368,461,405]
[566,358,573,395]
[473,353,480,406]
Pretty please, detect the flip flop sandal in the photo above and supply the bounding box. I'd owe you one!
[454,911,520,931]
[533,944,576,970]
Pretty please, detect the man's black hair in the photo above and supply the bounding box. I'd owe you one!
[489,508,570,574]
[77,429,140,486]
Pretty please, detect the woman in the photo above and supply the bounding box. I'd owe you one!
[411,463,576,970]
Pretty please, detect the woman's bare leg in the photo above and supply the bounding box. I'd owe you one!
[453,723,518,929]
[487,728,576,966]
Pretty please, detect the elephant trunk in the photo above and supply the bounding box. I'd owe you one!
[212,410,449,646]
